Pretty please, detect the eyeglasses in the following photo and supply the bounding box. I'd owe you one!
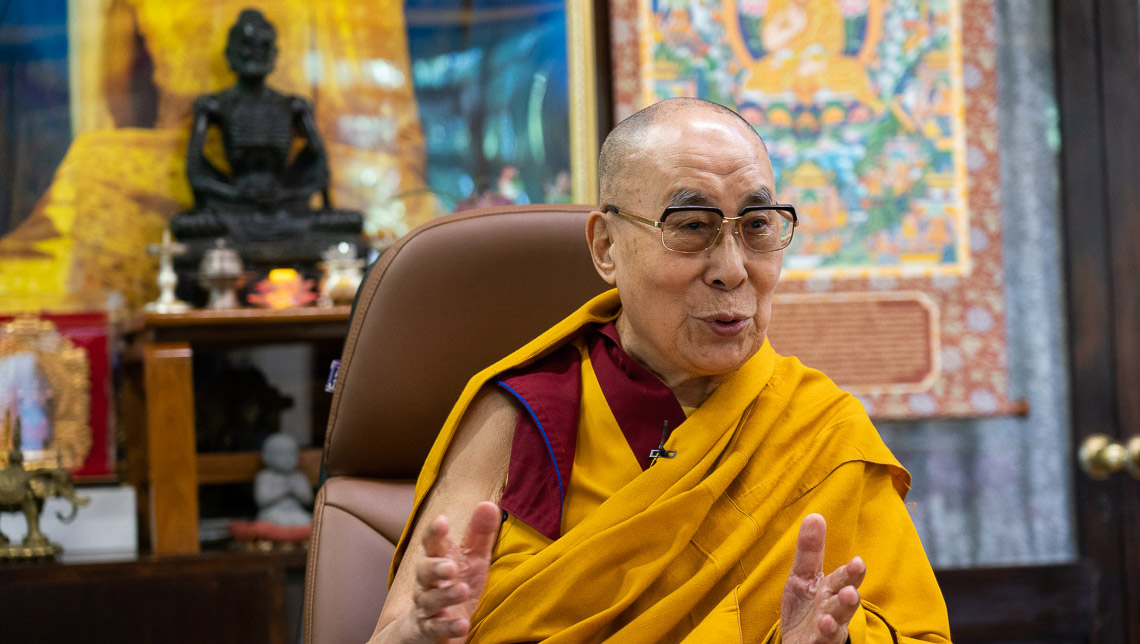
[604,203,798,253]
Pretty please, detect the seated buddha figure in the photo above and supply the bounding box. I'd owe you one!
[172,9,362,278]
[0,0,430,312]
[745,0,883,113]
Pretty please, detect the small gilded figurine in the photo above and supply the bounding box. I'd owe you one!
[0,411,89,559]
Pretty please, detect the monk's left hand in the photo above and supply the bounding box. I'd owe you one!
[779,513,866,644]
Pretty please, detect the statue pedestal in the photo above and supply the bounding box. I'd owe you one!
[170,209,364,308]
[2,541,62,560]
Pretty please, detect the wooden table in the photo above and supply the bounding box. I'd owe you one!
[121,306,351,555]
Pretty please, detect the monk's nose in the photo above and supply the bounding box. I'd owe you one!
[705,223,748,289]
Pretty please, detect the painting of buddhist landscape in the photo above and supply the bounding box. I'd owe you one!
[639,0,968,279]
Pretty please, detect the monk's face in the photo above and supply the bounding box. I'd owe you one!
[590,111,782,392]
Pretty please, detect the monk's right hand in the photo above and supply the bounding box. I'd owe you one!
[402,501,501,643]
[779,514,866,644]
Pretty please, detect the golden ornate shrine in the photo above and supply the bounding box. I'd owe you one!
[0,315,93,470]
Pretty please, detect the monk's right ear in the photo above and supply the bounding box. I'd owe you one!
[586,210,618,285]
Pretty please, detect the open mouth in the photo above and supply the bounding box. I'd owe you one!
[704,315,750,336]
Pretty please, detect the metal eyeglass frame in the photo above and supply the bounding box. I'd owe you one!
[603,203,799,253]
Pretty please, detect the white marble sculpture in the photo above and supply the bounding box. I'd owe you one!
[254,433,314,526]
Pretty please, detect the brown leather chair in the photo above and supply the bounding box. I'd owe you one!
[304,204,611,644]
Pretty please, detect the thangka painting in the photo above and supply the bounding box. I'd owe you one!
[612,0,1017,420]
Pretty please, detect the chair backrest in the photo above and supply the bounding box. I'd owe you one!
[304,204,610,644]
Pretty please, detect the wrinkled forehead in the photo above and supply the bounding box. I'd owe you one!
[622,114,773,203]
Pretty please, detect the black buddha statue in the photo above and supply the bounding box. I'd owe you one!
[171,9,363,302]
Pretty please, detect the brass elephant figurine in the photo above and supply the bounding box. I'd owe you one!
[0,417,89,559]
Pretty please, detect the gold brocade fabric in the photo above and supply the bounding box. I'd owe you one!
[395,290,953,643]
[0,129,190,312]
[0,0,432,311]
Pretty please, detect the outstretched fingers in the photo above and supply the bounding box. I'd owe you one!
[780,514,829,635]
[814,584,860,644]
[415,556,457,590]
[814,558,866,640]
[410,554,470,642]
[414,578,471,616]
[825,557,866,596]
[421,514,455,560]
[418,614,470,641]
[781,516,869,644]
[409,505,502,643]
[462,502,502,564]
[456,501,501,599]
[789,514,827,591]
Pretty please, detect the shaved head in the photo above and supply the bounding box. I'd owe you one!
[598,98,768,205]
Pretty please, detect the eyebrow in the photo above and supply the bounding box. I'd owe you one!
[665,186,774,208]
[742,187,773,206]
[666,188,712,207]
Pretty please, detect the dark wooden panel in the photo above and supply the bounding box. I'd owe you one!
[593,0,615,138]
[1100,0,1140,439]
[144,306,351,327]
[0,551,305,644]
[1097,0,1140,637]
[151,320,351,346]
[1054,0,1129,641]
[118,356,152,551]
[936,563,1095,642]
[140,306,352,346]
[1056,0,1116,443]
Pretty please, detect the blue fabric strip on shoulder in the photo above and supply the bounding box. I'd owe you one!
[495,379,566,505]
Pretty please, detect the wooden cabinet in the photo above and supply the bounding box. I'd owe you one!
[121,306,350,554]
[0,550,307,644]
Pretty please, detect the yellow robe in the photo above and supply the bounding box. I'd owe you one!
[492,330,668,564]
[393,289,951,643]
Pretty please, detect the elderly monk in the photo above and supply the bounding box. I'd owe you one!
[372,98,951,644]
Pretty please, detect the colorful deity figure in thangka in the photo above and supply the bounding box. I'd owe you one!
[740,0,884,114]
[778,161,850,266]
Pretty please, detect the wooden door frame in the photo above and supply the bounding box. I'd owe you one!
[1056,0,1140,641]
